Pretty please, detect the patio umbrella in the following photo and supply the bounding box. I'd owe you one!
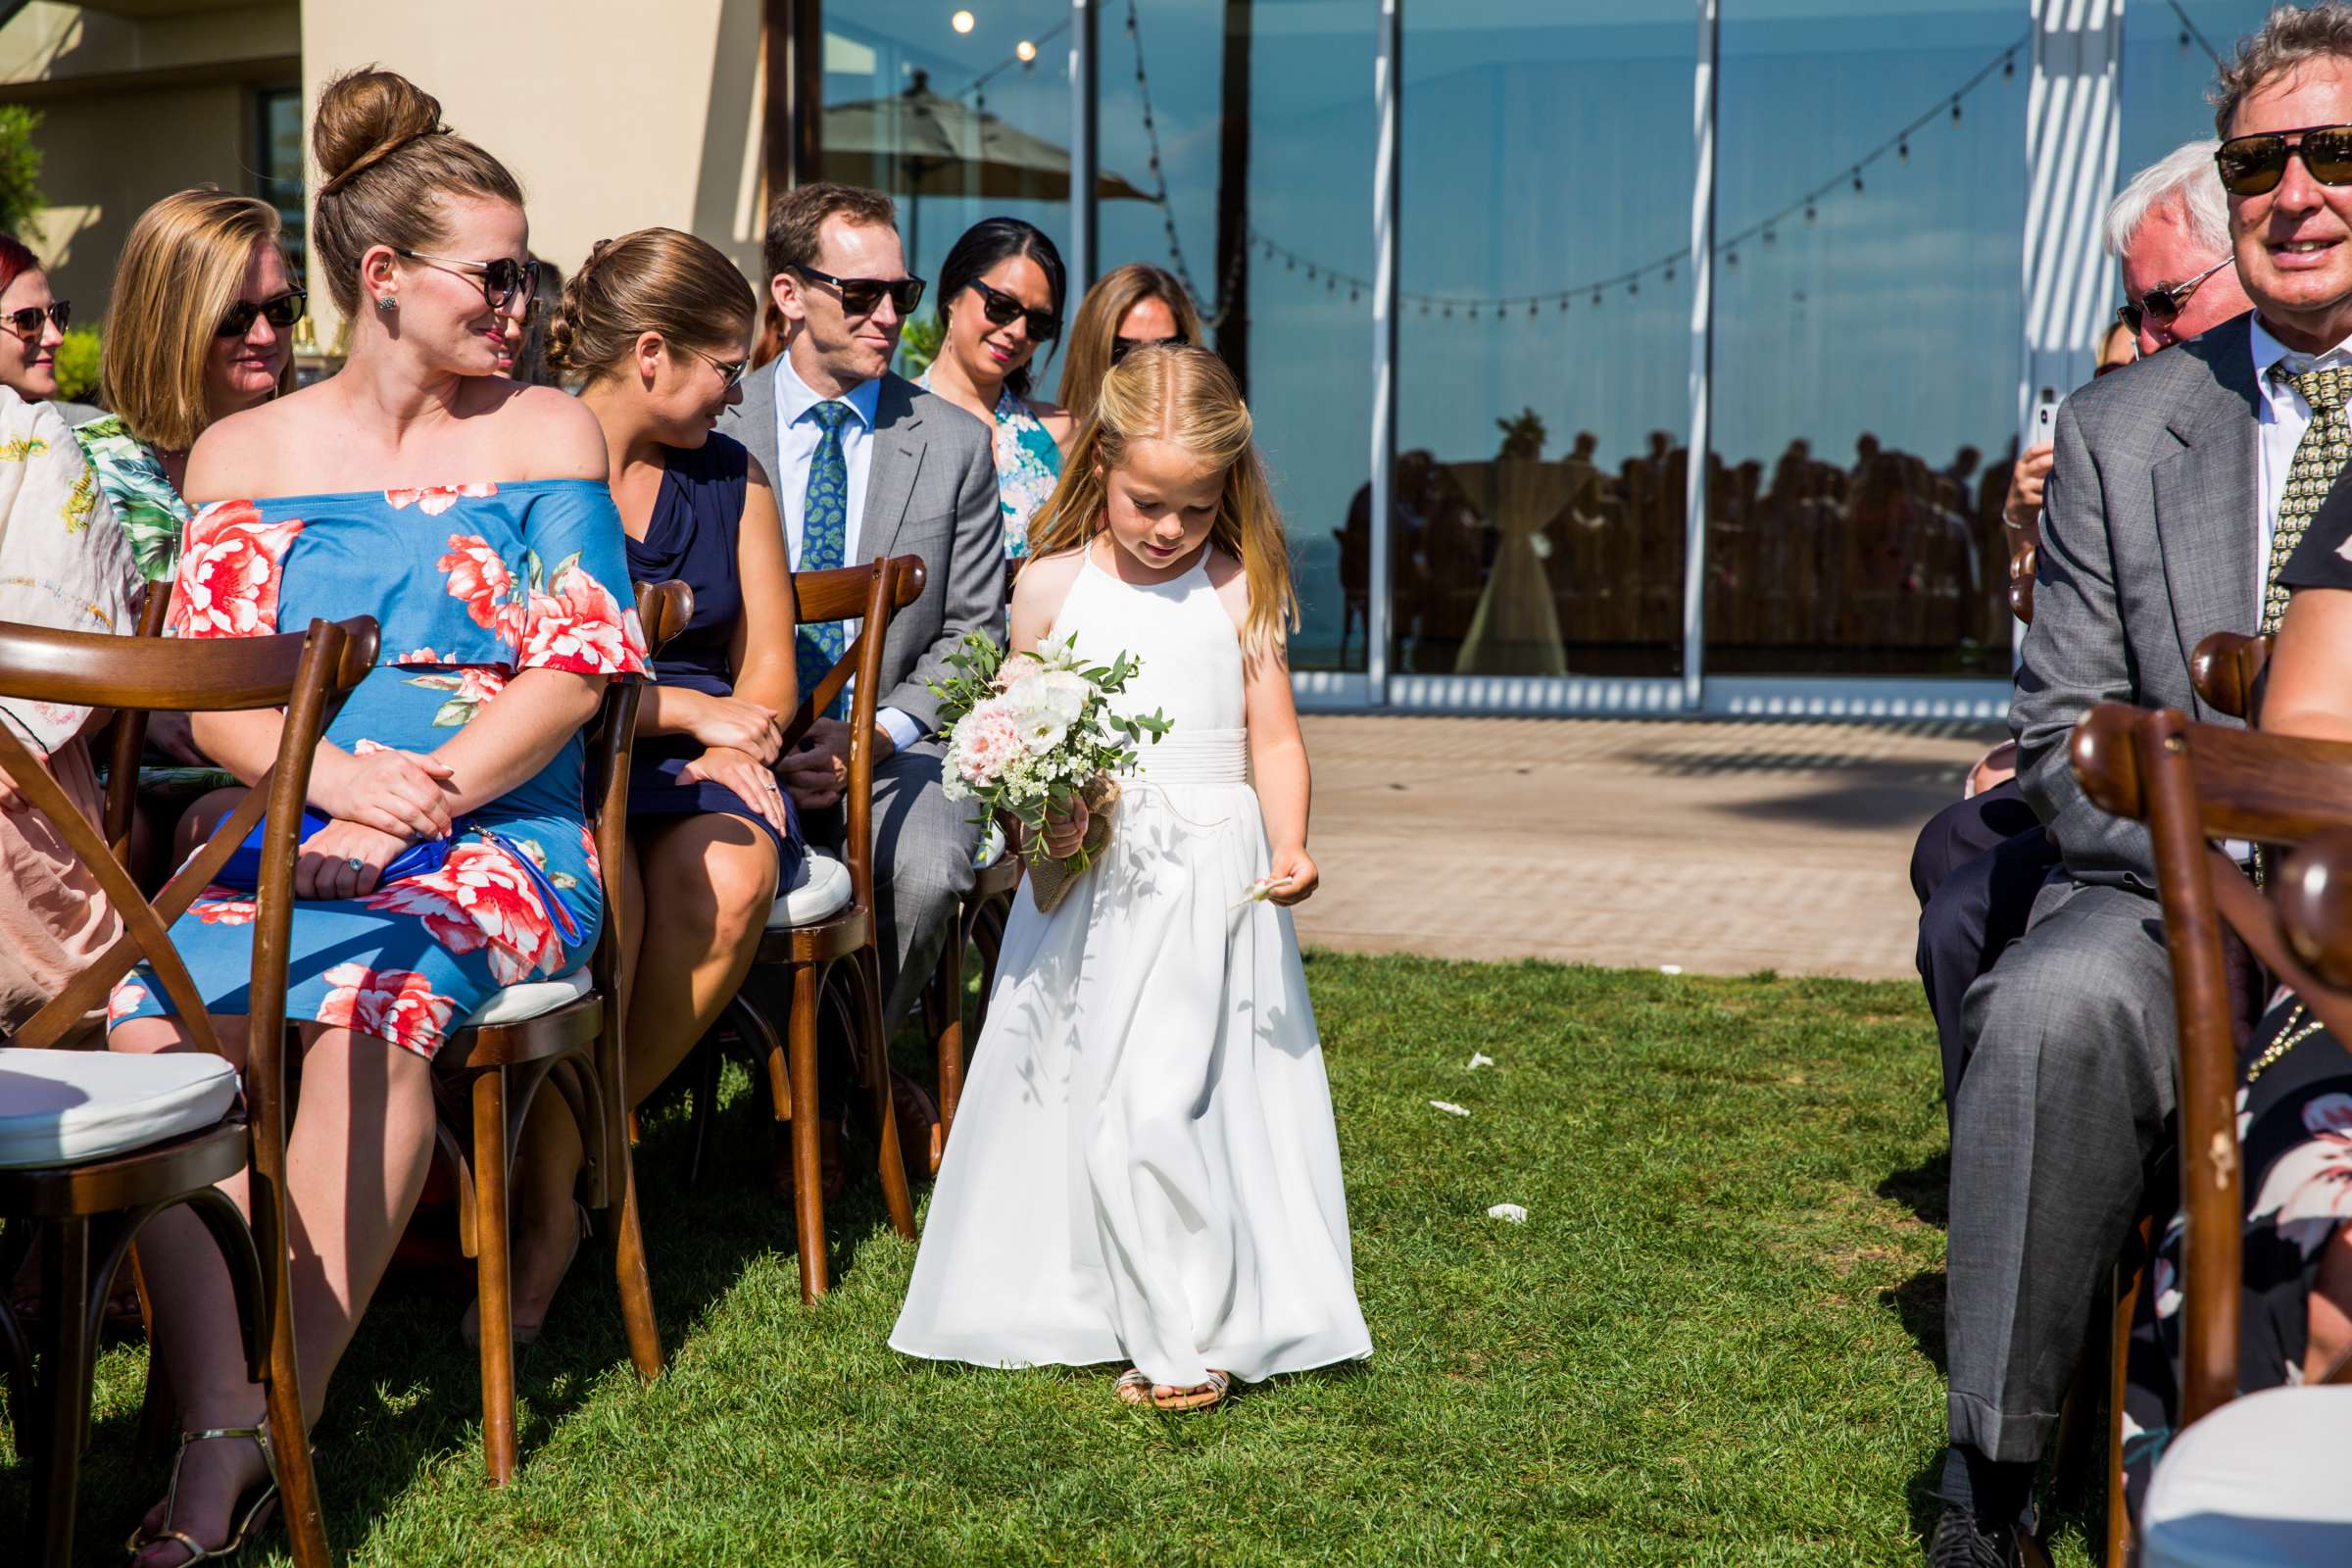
[823,70,1152,265]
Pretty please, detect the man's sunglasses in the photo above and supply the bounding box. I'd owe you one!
[964,277,1057,341]
[680,342,749,393]
[394,248,541,313]
[217,288,307,338]
[2216,122,2352,196]
[1110,332,1187,367]
[3,300,67,338]
[792,264,925,318]
[2116,257,2233,335]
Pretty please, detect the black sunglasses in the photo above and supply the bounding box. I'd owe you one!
[2116,258,2232,336]
[964,276,1058,342]
[216,288,307,339]
[3,300,67,338]
[680,342,748,393]
[394,248,541,313]
[1110,332,1187,367]
[2216,122,2352,196]
[792,264,925,318]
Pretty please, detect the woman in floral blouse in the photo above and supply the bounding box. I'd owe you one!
[74,188,301,586]
[108,70,645,1567]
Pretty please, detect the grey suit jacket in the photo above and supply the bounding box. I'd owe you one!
[2017,310,2262,889]
[723,357,1003,737]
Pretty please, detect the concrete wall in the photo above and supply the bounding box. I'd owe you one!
[299,0,768,343]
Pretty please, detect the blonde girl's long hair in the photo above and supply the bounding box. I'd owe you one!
[1026,343,1298,660]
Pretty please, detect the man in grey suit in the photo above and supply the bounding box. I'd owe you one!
[722,181,1001,1040]
[1933,13,2352,1563]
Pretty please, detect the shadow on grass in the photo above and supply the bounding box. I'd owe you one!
[1882,1266,1947,1380]
[1879,1149,1950,1230]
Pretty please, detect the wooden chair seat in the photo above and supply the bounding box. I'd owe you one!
[0,611,371,1567]
[694,556,924,1305]
[423,578,692,1487]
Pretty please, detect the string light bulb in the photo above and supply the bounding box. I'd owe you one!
[1852,168,1865,193]
[1951,97,1963,123]
[952,10,975,34]
[1015,39,1038,62]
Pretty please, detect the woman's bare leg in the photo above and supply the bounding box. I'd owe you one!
[489,814,776,1331]
[114,1013,437,1565]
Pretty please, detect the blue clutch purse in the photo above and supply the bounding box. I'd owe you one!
[209,809,579,941]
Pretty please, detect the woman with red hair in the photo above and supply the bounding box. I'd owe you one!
[0,233,71,406]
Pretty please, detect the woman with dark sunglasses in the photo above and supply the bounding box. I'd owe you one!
[71,189,301,586]
[0,231,73,412]
[915,218,1072,568]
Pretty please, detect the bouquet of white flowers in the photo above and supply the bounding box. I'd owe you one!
[932,630,1171,912]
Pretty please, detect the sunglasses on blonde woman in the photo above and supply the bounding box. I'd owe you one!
[1110,332,1187,367]
[216,289,307,338]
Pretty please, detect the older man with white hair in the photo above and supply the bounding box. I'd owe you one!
[1908,140,2250,1121]
[1927,3,2352,1546]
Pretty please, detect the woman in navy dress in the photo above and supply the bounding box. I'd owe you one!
[109,70,646,1565]
[485,226,805,1336]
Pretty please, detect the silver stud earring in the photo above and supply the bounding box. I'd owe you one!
[375,295,397,313]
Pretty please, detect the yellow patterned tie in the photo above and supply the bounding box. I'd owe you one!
[2265,363,2352,634]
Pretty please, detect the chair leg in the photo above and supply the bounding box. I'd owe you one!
[128,1245,176,1467]
[2106,1232,2150,1566]
[265,1298,331,1568]
[31,1216,95,1568]
[612,1149,663,1383]
[787,966,829,1301]
[858,950,918,1241]
[472,1066,519,1485]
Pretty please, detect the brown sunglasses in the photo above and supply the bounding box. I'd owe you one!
[2216,122,2352,196]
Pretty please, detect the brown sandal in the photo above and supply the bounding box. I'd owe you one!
[1151,1370,1231,1411]
[1114,1368,1152,1404]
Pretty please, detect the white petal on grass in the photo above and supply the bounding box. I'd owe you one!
[1487,1203,1528,1223]
[1466,1053,1494,1070]
[1428,1100,1470,1117]
[1658,964,1685,975]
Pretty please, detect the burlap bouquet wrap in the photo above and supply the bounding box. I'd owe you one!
[1027,771,1124,915]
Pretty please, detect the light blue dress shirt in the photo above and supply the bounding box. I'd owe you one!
[770,352,920,752]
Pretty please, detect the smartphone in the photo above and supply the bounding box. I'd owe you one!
[2030,387,2059,450]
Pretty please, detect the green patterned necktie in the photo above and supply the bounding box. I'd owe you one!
[2264,363,2352,635]
[797,400,854,719]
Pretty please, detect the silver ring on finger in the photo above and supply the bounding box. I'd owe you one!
[347,857,366,874]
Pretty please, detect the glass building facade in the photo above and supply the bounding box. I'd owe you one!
[799,0,2272,717]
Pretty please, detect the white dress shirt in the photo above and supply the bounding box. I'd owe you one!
[770,352,920,752]
[2249,316,2352,603]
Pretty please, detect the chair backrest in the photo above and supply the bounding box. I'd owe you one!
[779,555,928,904]
[2190,630,2272,723]
[2071,703,2352,1427]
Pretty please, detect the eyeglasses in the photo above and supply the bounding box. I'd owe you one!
[2215,122,2352,196]
[1110,333,1188,368]
[216,288,307,339]
[2116,257,2233,335]
[393,248,541,313]
[679,342,748,393]
[791,264,925,318]
[2,300,68,339]
[964,277,1058,341]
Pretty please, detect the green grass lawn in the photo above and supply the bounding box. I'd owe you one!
[4,956,2074,1566]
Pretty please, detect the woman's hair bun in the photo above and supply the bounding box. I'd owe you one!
[313,67,444,195]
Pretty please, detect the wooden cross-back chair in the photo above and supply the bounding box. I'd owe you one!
[425,576,692,1485]
[0,612,374,1568]
[2070,700,2352,1561]
[704,556,923,1303]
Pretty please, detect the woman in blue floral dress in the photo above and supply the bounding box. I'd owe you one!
[108,69,644,1567]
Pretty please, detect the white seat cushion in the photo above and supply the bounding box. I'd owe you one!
[0,1050,239,1168]
[768,849,853,928]
[2142,1386,2352,1568]
[460,969,593,1029]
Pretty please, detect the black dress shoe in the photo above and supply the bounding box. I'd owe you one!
[1926,1507,2021,1568]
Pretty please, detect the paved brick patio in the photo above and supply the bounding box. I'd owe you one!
[1293,714,2006,981]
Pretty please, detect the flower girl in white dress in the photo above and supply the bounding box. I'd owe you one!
[890,344,1371,1409]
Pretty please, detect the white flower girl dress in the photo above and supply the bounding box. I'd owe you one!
[889,546,1372,1392]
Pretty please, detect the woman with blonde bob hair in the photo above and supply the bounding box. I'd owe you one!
[1054,262,1201,428]
[74,188,301,583]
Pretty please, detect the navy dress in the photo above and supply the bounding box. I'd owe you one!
[625,433,803,883]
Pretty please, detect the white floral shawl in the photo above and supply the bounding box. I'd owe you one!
[0,387,134,756]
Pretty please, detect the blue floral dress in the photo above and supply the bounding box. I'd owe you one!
[106,480,649,1059]
[916,371,1061,560]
